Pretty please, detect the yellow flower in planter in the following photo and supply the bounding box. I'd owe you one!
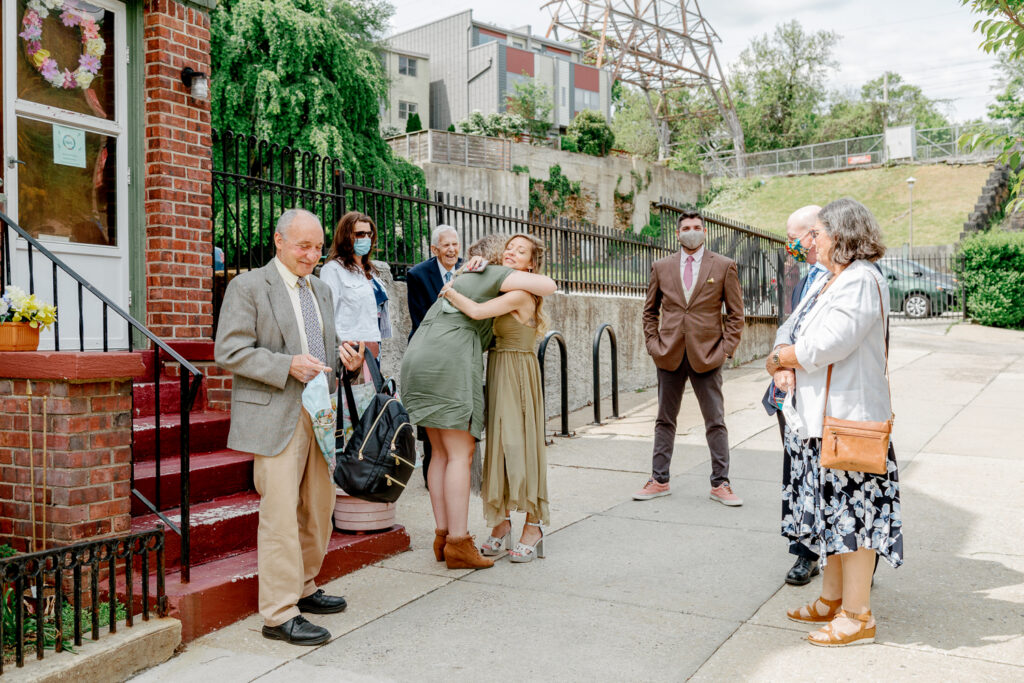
[1,286,58,331]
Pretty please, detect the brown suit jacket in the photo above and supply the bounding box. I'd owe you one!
[643,249,744,373]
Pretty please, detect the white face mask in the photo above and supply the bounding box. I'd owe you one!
[678,230,705,250]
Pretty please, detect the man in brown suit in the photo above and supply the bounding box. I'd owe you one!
[634,210,745,506]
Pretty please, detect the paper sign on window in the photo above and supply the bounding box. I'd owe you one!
[52,124,86,168]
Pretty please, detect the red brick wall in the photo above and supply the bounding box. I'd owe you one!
[0,379,133,551]
[144,0,213,340]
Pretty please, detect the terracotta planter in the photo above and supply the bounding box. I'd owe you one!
[0,322,40,351]
[334,489,396,533]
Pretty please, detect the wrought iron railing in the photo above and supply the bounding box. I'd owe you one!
[212,129,783,325]
[0,215,202,583]
[0,528,167,674]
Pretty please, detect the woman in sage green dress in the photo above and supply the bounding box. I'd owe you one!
[439,234,550,563]
[401,246,555,569]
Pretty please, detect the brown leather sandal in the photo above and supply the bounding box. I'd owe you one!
[807,609,876,647]
[786,595,842,623]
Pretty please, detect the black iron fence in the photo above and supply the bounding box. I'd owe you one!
[211,129,788,325]
[875,250,966,323]
[0,216,201,584]
[0,528,167,674]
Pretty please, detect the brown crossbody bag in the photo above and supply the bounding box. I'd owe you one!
[819,277,893,475]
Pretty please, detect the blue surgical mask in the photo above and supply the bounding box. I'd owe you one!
[353,237,372,256]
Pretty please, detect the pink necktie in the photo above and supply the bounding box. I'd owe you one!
[684,255,694,289]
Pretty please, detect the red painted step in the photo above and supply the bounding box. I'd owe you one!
[132,491,260,570]
[154,526,411,642]
[131,449,254,515]
[133,378,207,419]
[132,410,231,461]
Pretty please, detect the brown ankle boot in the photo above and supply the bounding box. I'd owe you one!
[443,534,494,569]
[433,529,448,562]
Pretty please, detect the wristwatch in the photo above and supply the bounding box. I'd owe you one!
[772,350,781,368]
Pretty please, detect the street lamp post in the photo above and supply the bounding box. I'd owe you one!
[906,176,916,258]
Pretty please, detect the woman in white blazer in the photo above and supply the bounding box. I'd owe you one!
[765,198,903,647]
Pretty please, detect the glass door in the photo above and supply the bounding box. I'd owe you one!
[3,0,128,350]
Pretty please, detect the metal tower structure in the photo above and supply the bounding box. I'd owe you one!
[543,0,745,170]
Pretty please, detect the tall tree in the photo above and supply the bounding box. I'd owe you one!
[610,86,660,160]
[730,20,839,152]
[860,72,951,130]
[211,0,421,186]
[988,51,1024,128]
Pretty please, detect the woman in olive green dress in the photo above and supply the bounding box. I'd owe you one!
[401,246,555,569]
[439,234,550,563]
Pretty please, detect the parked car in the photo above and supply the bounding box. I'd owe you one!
[876,258,958,318]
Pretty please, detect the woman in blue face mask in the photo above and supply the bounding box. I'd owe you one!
[320,211,392,360]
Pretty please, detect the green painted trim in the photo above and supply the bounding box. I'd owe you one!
[126,0,146,346]
[179,0,217,12]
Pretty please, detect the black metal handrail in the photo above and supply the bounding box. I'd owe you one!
[0,214,202,583]
[592,323,619,424]
[0,528,167,673]
[537,330,571,442]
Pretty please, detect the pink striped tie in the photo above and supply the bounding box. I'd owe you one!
[684,255,695,289]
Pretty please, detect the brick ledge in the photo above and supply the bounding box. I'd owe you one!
[0,351,147,380]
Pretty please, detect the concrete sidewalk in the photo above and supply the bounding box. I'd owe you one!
[136,322,1024,682]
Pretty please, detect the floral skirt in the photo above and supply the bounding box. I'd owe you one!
[781,425,904,569]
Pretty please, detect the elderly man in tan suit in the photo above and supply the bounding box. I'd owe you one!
[215,208,363,646]
[634,210,745,506]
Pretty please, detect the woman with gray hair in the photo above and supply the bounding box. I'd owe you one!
[764,197,903,647]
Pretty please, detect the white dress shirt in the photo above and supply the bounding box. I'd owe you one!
[274,256,323,357]
[436,259,457,284]
[679,246,704,303]
[319,259,383,343]
[782,260,891,439]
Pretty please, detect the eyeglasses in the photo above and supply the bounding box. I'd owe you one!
[353,230,373,237]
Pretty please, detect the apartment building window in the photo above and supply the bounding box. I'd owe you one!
[398,101,418,119]
[574,88,599,113]
[506,71,531,97]
[399,56,417,77]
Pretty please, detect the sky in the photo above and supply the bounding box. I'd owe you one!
[387,0,1001,124]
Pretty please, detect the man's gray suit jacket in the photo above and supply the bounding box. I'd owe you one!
[214,260,340,457]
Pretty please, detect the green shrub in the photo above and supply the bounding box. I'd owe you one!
[565,109,615,156]
[958,231,1024,329]
[560,136,578,153]
[405,113,423,133]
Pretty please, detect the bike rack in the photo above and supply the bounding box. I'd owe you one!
[592,323,620,424]
[537,330,572,442]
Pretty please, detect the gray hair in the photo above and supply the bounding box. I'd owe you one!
[818,198,886,265]
[275,209,322,238]
[431,224,458,246]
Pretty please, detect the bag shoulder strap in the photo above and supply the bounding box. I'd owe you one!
[822,272,892,422]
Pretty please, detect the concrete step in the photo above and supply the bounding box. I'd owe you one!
[154,526,410,642]
[131,449,253,515]
[131,491,260,570]
[132,410,231,461]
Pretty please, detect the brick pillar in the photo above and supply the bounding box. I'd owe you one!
[0,352,144,551]
[143,0,213,340]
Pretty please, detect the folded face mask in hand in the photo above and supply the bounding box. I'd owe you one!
[301,372,337,465]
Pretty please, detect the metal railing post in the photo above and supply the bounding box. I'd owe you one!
[591,323,619,424]
[538,330,571,440]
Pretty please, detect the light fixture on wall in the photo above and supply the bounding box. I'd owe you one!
[180,67,209,101]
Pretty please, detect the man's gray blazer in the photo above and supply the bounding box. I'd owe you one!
[214,260,340,457]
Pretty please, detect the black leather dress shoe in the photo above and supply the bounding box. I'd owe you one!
[261,615,330,646]
[297,589,348,614]
[785,557,820,586]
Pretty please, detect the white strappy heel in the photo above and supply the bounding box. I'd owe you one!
[480,517,512,557]
[509,522,545,563]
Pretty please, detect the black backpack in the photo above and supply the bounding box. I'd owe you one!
[333,353,416,503]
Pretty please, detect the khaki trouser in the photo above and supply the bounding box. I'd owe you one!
[253,411,335,627]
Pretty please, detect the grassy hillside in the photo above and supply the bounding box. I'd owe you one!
[703,163,993,246]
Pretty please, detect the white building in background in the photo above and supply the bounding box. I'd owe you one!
[380,47,431,134]
[387,10,612,133]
